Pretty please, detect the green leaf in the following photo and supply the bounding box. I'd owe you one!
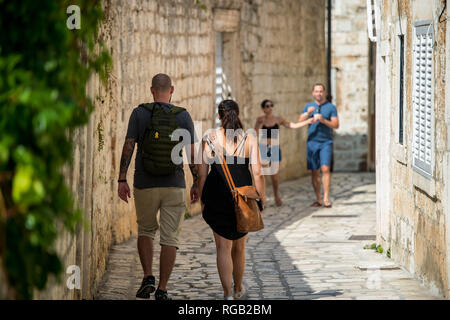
[32,179,45,199]
[12,165,34,202]
[0,136,13,164]
[30,232,39,246]
[44,60,57,72]
[25,214,37,230]
[18,88,32,103]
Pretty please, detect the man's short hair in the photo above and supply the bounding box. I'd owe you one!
[151,73,172,92]
[312,83,326,91]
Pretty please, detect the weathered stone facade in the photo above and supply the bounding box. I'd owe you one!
[375,0,450,298]
[29,0,326,299]
[331,0,370,172]
[238,0,327,181]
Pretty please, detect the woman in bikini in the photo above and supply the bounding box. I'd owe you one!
[255,99,313,207]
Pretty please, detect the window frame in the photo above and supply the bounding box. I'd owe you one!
[392,18,407,165]
[399,34,405,145]
[411,19,434,180]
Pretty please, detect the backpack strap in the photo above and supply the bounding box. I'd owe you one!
[139,103,157,130]
[139,102,155,112]
[139,102,185,114]
[169,105,186,114]
[139,103,186,129]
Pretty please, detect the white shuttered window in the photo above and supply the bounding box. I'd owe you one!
[412,21,434,179]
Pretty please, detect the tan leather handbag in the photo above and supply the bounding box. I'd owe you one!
[207,132,264,233]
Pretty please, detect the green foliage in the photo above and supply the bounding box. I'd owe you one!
[195,0,207,11]
[387,248,391,259]
[363,243,378,250]
[363,242,383,254]
[0,0,111,299]
[97,119,104,152]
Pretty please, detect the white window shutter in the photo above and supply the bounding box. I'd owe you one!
[215,33,223,127]
[366,0,379,42]
[412,21,434,179]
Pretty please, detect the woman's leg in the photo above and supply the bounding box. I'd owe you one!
[213,231,233,297]
[231,233,248,293]
[271,173,282,206]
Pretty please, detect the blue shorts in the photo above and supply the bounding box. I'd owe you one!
[307,140,333,171]
[260,144,282,162]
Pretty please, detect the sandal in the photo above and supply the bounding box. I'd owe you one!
[275,197,283,207]
[310,201,322,207]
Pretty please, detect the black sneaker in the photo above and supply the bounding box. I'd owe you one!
[155,289,172,300]
[136,275,156,299]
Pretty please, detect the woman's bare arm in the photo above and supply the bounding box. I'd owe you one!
[279,116,314,129]
[254,116,264,135]
[198,140,209,209]
[248,133,266,206]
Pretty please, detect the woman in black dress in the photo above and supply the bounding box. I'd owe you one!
[198,100,266,300]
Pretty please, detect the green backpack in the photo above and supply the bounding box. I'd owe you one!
[140,102,186,175]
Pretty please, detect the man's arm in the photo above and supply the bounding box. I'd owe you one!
[189,142,201,203]
[319,116,339,129]
[184,110,200,203]
[118,138,135,203]
[119,138,136,180]
[189,144,199,188]
[298,106,315,122]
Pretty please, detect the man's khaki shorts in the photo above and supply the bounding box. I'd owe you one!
[134,187,186,248]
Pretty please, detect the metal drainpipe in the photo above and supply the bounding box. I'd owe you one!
[327,0,332,103]
[327,0,334,172]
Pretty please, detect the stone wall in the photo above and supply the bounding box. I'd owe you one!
[29,0,325,299]
[36,0,216,299]
[331,0,370,172]
[238,0,326,181]
[377,0,449,298]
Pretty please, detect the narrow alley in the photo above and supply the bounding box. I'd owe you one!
[96,173,439,300]
[3,0,450,302]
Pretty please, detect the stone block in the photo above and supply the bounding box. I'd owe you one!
[213,9,240,32]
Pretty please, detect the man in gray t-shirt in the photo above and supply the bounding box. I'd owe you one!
[117,74,199,300]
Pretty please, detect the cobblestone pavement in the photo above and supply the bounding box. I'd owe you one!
[96,173,441,300]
